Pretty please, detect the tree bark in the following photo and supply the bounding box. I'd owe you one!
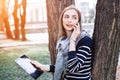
[20,0,27,41]
[92,0,120,80]
[46,0,74,65]
[0,13,4,31]
[13,0,20,40]
[1,0,13,39]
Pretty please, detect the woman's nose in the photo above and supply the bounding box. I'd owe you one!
[68,18,72,22]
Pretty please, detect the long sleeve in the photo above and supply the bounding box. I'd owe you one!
[49,65,55,72]
[66,36,92,73]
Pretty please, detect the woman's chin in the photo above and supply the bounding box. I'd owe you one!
[66,29,73,32]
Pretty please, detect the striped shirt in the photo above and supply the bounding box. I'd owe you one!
[49,36,93,80]
[65,36,92,80]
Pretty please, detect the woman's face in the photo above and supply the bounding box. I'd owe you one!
[62,9,79,31]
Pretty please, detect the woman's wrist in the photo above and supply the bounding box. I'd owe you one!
[70,37,76,42]
[41,65,50,72]
[69,38,76,51]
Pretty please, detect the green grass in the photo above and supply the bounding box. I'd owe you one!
[0,44,52,80]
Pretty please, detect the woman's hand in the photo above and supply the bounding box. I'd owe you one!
[30,61,50,71]
[69,23,80,51]
[30,61,42,69]
[70,23,80,41]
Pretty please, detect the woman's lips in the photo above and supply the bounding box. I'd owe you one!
[66,24,74,27]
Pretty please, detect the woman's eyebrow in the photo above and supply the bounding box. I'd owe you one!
[72,15,78,18]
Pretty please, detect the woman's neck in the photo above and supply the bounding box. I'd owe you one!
[66,30,72,38]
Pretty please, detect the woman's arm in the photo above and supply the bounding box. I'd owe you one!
[69,38,76,51]
[66,36,92,73]
[69,22,80,51]
[30,61,53,72]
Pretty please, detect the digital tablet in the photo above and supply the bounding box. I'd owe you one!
[15,55,43,80]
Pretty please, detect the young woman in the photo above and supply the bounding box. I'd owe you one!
[31,5,93,80]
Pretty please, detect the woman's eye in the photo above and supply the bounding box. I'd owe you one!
[73,15,78,20]
[64,15,69,18]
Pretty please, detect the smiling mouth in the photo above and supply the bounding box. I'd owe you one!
[66,24,74,27]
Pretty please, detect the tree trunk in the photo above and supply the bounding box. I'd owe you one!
[1,0,13,39]
[0,13,4,31]
[13,0,20,40]
[46,0,74,65]
[20,0,27,41]
[3,17,13,39]
[92,0,120,80]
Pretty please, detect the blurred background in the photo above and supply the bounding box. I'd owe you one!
[0,0,97,43]
[1,0,120,80]
[4,0,120,80]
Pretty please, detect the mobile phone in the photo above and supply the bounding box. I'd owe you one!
[76,22,79,26]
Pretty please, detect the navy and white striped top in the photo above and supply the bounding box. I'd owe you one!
[49,36,93,80]
[65,36,92,80]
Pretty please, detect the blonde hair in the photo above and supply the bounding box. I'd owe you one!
[58,5,81,39]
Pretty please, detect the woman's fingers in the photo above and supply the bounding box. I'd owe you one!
[74,23,80,33]
[30,61,40,67]
[76,23,80,31]
[71,23,80,40]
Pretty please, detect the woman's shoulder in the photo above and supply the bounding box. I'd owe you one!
[76,35,92,50]
[80,30,92,39]
[82,36,92,42]
[76,30,92,42]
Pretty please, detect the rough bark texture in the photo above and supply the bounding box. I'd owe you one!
[13,0,19,39]
[46,0,74,65]
[0,0,13,39]
[92,0,120,80]
[20,0,27,41]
